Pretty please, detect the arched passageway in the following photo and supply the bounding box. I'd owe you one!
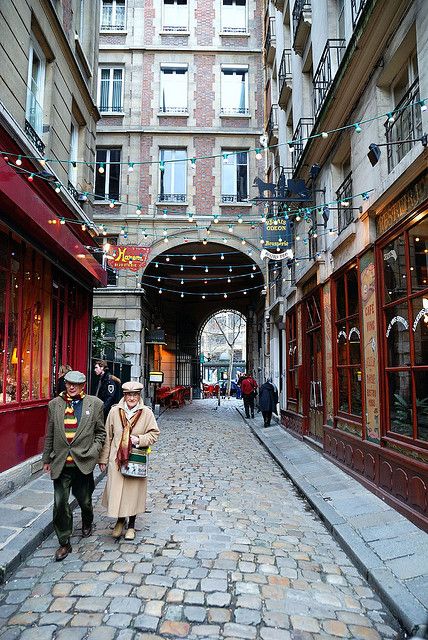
[142,241,265,397]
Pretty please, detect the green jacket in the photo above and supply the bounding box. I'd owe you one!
[42,394,106,479]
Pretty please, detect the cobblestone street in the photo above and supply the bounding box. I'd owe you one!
[0,401,404,639]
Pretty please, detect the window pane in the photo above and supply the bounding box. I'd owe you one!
[385,304,410,367]
[338,368,348,413]
[350,368,362,416]
[161,69,187,112]
[222,1,246,31]
[412,297,428,366]
[100,69,110,111]
[347,268,359,316]
[409,219,428,292]
[337,327,347,365]
[112,69,122,111]
[221,70,247,114]
[415,371,428,441]
[388,370,412,437]
[222,155,236,195]
[383,235,407,302]
[108,149,121,200]
[348,325,361,365]
[336,274,346,319]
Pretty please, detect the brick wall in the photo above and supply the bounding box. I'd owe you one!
[194,56,215,127]
[194,138,215,215]
[141,53,155,126]
[139,136,154,212]
[143,0,155,44]
[195,0,215,46]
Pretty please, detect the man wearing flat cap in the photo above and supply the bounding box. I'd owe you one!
[42,370,106,561]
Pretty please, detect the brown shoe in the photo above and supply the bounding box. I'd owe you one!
[55,542,72,561]
[82,525,93,538]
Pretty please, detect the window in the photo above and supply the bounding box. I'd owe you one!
[98,68,124,113]
[69,121,79,186]
[162,0,188,32]
[334,265,362,419]
[26,39,46,135]
[101,0,126,30]
[221,66,249,115]
[99,320,116,360]
[381,216,428,443]
[221,151,248,202]
[286,309,298,409]
[336,161,354,234]
[160,65,188,114]
[95,148,121,200]
[159,149,187,202]
[221,0,247,34]
[77,0,85,39]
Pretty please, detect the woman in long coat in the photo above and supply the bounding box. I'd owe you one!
[258,378,279,428]
[98,381,160,540]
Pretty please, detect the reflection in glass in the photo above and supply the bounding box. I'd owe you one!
[412,297,428,366]
[347,268,359,316]
[385,305,409,367]
[338,368,348,413]
[388,371,412,437]
[383,235,406,303]
[409,218,428,292]
[350,369,362,416]
[415,371,428,441]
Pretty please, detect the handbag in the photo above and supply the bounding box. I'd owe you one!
[120,447,149,478]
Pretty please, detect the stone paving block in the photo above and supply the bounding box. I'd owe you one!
[206,591,231,606]
[184,605,206,622]
[109,596,141,614]
[207,606,231,623]
[159,621,190,637]
[86,628,116,640]
[70,612,103,626]
[104,613,133,628]
[75,596,110,612]
[191,624,221,637]
[234,607,261,625]
[133,613,159,631]
[184,591,205,605]
[223,622,257,638]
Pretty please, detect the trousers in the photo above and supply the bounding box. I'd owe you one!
[243,394,255,418]
[53,466,95,545]
[262,410,272,426]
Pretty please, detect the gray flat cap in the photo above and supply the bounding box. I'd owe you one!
[64,370,86,384]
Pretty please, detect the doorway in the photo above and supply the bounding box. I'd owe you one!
[304,289,324,441]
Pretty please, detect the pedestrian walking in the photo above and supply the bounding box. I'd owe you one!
[42,370,106,561]
[56,364,72,395]
[94,359,121,419]
[240,372,258,418]
[98,381,160,541]
[258,378,279,427]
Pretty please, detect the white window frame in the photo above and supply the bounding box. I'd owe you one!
[221,150,249,202]
[69,119,79,186]
[100,0,126,31]
[162,0,189,33]
[158,148,187,202]
[26,38,46,135]
[221,0,248,35]
[98,67,124,114]
[95,148,122,201]
[220,65,249,116]
[159,64,188,114]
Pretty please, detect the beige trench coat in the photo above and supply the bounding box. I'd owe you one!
[98,399,160,518]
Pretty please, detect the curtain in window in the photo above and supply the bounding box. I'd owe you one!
[221,70,247,114]
[222,0,246,32]
[160,149,186,198]
[112,69,123,112]
[161,69,187,113]
[100,69,110,111]
[163,0,187,29]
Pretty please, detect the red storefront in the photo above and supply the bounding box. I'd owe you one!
[0,139,106,474]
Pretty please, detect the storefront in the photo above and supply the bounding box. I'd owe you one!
[0,141,106,474]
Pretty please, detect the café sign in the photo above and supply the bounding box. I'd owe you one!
[108,246,150,271]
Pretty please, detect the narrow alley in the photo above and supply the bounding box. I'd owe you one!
[0,401,404,640]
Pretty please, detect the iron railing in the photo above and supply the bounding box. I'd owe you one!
[67,181,80,203]
[158,193,186,203]
[98,105,124,114]
[292,0,311,40]
[221,194,248,203]
[24,119,45,155]
[336,172,354,234]
[385,79,422,173]
[351,0,368,28]
[159,106,188,114]
[267,105,278,141]
[313,39,346,118]
[220,106,250,116]
[278,49,292,97]
[265,17,276,54]
[291,118,314,169]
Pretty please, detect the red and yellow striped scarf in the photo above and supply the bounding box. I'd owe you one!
[116,408,143,469]
[61,390,86,465]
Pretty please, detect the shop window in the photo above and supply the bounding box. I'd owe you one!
[162,0,188,32]
[98,67,124,113]
[334,265,362,418]
[95,148,121,200]
[220,66,249,115]
[381,216,428,442]
[221,0,247,34]
[221,150,248,203]
[158,148,187,202]
[26,38,46,135]
[100,320,116,360]
[160,65,188,114]
[101,0,126,30]
[286,309,298,409]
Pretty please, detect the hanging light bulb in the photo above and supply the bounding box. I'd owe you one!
[227,277,231,283]
[243,290,247,295]
[192,254,196,260]
[98,163,105,174]
[387,112,395,123]
[54,182,61,193]
[354,123,362,133]
[295,214,301,222]
[213,215,219,224]
[180,265,184,271]
[188,213,194,222]
[128,163,134,173]
[15,155,22,166]
[261,214,266,223]
[159,288,162,294]
[250,273,254,278]
[229,266,232,272]
[163,237,168,243]
[202,294,206,299]
[191,158,197,168]
[222,153,229,164]
[205,266,209,273]
[202,238,207,245]
[241,239,246,245]
[159,160,165,171]
[163,209,168,217]
[220,253,224,260]
[255,148,263,160]
[39,158,46,167]
[109,200,115,208]
[238,215,243,224]
[224,293,228,299]
[60,218,66,225]
[157,277,161,282]
[181,292,184,298]
[155,262,159,268]
[136,204,142,214]
[181,279,184,285]
[27,173,34,182]
[321,132,329,139]
[166,257,170,262]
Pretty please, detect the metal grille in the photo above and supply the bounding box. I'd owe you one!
[336,172,354,234]
[385,79,422,173]
[313,39,345,118]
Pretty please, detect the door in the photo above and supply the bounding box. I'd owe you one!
[305,290,324,441]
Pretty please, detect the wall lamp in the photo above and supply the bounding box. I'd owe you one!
[368,134,427,166]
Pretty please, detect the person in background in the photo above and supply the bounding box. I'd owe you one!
[94,359,121,419]
[42,371,106,561]
[56,364,72,395]
[99,381,160,541]
[258,378,279,427]
[240,372,258,418]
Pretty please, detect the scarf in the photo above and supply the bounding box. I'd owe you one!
[116,407,143,468]
[61,390,86,465]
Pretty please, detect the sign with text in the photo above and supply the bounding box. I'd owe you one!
[149,371,164,383]
[146,329,166,345]
[108,246,150,271]
[262,219,293,254]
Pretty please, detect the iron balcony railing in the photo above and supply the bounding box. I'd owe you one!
[159,106,188,115]
[336,172,354,234]
[221,194,248,203]
[385,79,422,173]
[278,49,292,98]
[313,39,346,119]
[220,106,250,116]
[267,105,279,141]
[158,193,187,203]
[265,17,276,57]
[351,0,368,28]
[101,5,125,30]
[67,181,80,203]
[292,0,311,41]
[24,119,45,155]
[291,118,314,169]
[98,105,124,114]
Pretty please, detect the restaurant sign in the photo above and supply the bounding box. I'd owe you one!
[261,219,293,260]
[107,246,150,271]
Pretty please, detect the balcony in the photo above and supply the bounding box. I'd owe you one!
[291,118,314,169]
[221,194,248,203]
[98,105,124,115]
[385,79,423,173]
[292,0,312,55]
[264,17,276,66]
[313,39,346,119]
[267,105,279,145]
[336,172,354,234]
[24,119,45,155]
[351,0,369,28]
[220,106,250,116]
[158,193,186,203]
[278,50,292,108]
[159,106,188,115]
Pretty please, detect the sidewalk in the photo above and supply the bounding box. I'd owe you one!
[237,406,428,638]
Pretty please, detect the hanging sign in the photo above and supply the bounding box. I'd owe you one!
[107,246,150,271]
[261,219,293,259]
[146,329,167,345]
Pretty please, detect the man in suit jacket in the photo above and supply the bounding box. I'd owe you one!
[42,370,106,561]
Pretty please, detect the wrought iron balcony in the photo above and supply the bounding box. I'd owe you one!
[67,181,80,203]
[385,79,423,173]
[220,106,250,116]
[221,194,248,203]
[264,17,276,66]
[267,105,279,144]
[159,106,188,115]
[98,105,124,114]
[158,193,187,203]
[278,50,292,108]
[313,39,345,119]
[291,118,314,169]
[351,0,369,28]
[336,172,354,234]
[292,0,311,55]
[24,119,45,155]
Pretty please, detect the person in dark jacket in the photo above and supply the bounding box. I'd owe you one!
[94,360,121,419]
[258,378,279,427]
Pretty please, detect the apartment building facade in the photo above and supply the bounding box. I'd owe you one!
[94,0,265,392]
[0,0,105,474]
[263,0,428,528]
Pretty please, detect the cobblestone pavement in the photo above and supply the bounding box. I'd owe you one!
[0,401,404,639]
